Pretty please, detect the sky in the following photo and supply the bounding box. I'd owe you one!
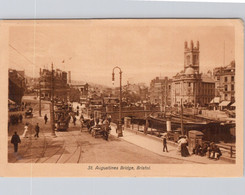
[8,19,235,86]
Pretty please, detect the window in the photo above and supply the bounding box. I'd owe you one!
[225,85,228,91]
[188,82,191,87]
[231,84,234,91]
[224,77,228,82]
[231,76,234,82]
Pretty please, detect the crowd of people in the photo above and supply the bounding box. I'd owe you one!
[163,134,223,160]
[9,114,23,125]
[193,141,222,160]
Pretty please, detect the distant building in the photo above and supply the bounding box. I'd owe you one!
[171,41,215,107]
[122,83,149,104]
[213,60,235,103]
[149,77,171,106]
[40,68,69,101]
[139,85,149,102]
[69,83,89,103]
[8,69,26,104]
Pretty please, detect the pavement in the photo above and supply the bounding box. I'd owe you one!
[109,124,235,164]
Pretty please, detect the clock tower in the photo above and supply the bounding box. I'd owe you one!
[184,40,200,74]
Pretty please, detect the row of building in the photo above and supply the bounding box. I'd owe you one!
[8,69,26,105]
[149,41,235,109]
[9,41,235,111]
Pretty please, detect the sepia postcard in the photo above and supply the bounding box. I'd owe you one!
[0,19,243,177]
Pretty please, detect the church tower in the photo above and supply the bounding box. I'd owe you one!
[184,40,200,74]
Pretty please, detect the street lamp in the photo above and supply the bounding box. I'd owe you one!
[112,66,123,137]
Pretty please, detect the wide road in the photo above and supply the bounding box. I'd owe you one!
[9,126,190,164]
[8,100,189,164]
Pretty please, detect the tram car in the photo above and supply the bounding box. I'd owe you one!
[54,102,70,131]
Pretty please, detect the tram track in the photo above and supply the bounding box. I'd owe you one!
[34,130,83,164]
[62,131,83,163]
[34,134,48,163]
[36,131,66,163]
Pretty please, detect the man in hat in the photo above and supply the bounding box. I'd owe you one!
[34,123,40,138]
[44,114,48,124]
[163,135,168,152]
[11,131,21,153]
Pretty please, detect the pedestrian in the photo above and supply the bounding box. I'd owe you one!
[22,123,29,138]
[163,136,168,152]
[80,118,84,132]
[144,119,149,134]
[107,115,111,125]
[73,116,76,126]
[11,131,21,153]
[80,114,84,131]
[34,123,40,138]
[213,145,222,160]
[19,114,23,123]
[208,142,215,158]
[44,114,48,124]
[178,136,190,157]
[95,118,99,126]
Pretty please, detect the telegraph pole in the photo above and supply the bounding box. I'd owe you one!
[164,80,167,117]
[39,68,42,117]
[50,63,56,137]
[180,98,184,135]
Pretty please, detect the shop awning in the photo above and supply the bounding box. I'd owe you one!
[210,97,220,104]
[219,101,231,107]
[230,102,236,107]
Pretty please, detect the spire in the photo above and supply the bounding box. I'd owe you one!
[191,40,194,49]
[184,41,188,49]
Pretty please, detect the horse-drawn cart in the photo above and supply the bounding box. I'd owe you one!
[24,108,33,118]
[91,124,111,140]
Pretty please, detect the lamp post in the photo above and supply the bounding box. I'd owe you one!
[112,66,123,137]
[50,63,56,137]
[39,68,42,117]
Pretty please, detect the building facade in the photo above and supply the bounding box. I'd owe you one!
[69,83,89,103]
[171,41,215,107]
[149,77,171,106]
[40,68,69,101]
[213,60,235,102]
[8,69,26,104]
